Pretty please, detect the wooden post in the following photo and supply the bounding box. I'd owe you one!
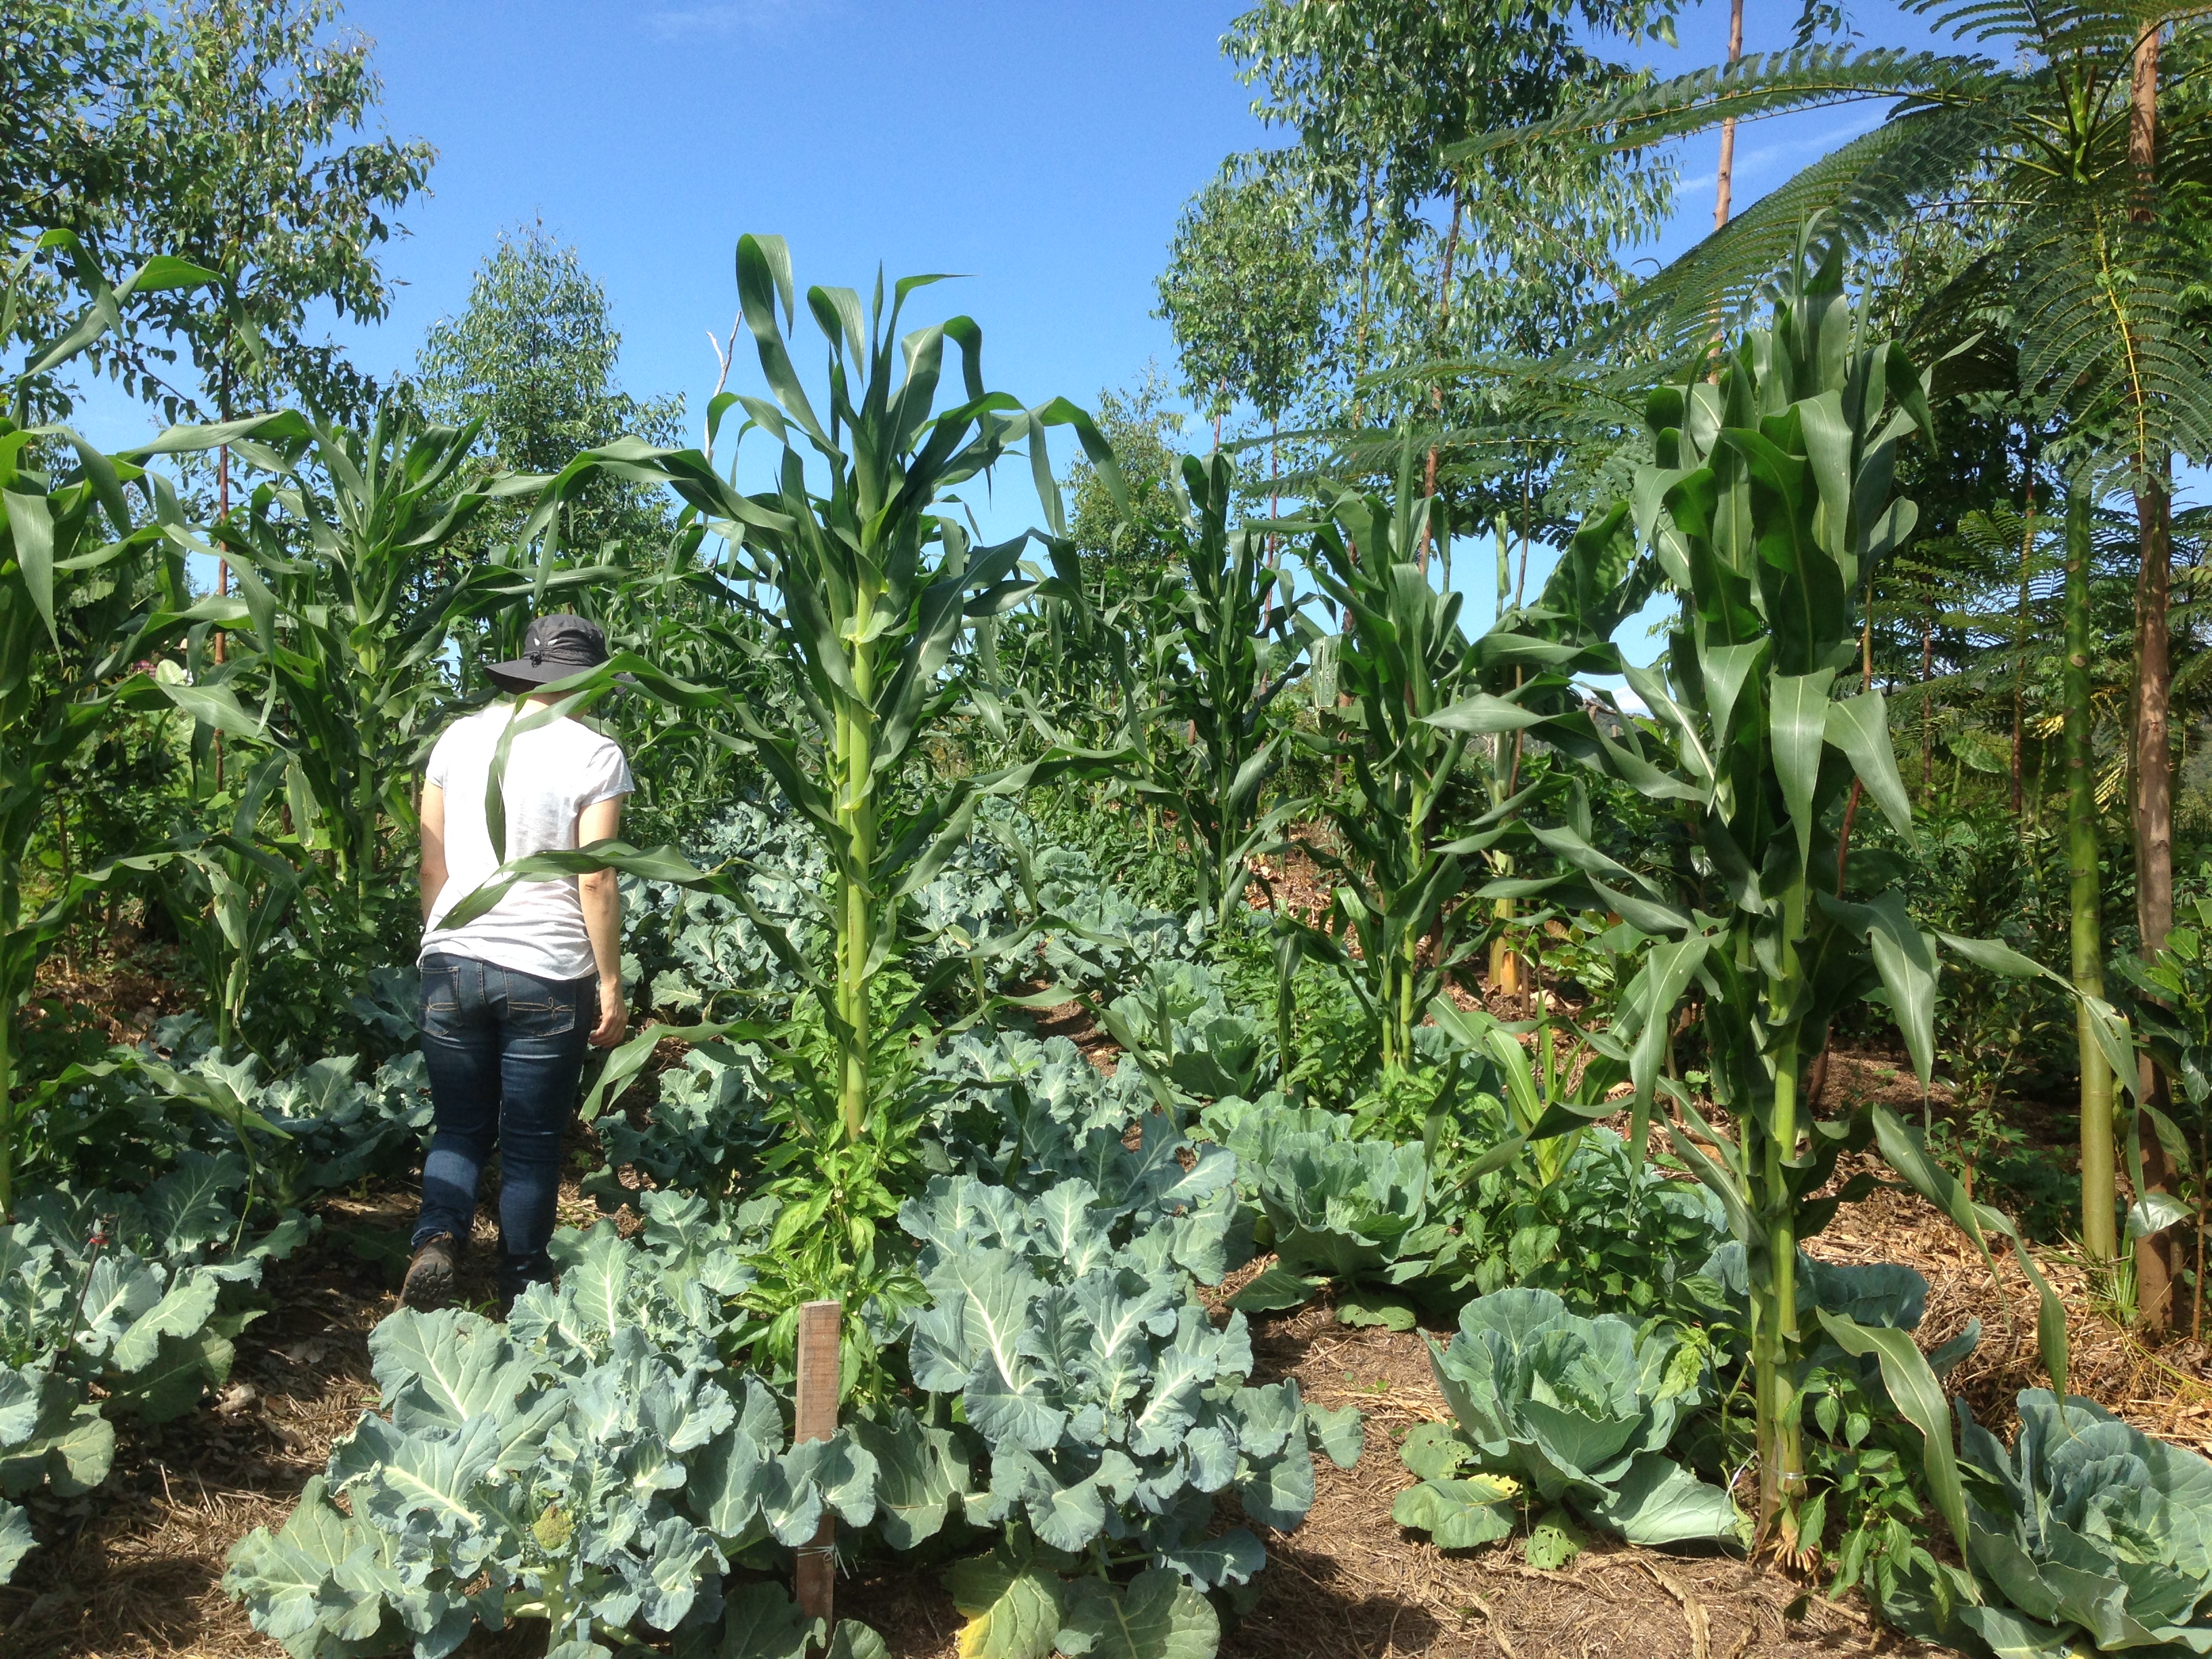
[793,1299,841,1627]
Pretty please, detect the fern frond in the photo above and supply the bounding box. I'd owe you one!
[1916,0,2164,60]
[2009,219,2212,466]
[1448,47,1997,162]
[1613,100,2018,358]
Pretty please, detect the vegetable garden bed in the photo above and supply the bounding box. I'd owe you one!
[7,1033,2209,1659]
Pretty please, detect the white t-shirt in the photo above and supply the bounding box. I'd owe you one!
[419,703,634,983]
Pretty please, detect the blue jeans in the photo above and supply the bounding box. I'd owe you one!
[413,953,597,1296]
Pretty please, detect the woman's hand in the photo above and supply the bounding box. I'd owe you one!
[591,975,628,1048]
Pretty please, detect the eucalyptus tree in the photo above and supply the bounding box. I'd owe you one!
[1154,160,1332,452]
[121,0,433,430]
[1199,0,1677,493]
[412,226,684,561]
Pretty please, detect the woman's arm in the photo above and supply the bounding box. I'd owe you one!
[578,794,627,1047]
[419,782,448,925]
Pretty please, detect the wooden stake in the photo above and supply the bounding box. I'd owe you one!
[793,1299,842,1628]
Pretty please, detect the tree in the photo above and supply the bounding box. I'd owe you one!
[412,225,684,559]
[0,3,163,419]
[1205,0,1679,516]
[1154,161,1331,443]
[1063,364,1188,588]
[119,0,434,430]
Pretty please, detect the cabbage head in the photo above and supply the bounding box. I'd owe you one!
[1207,1095,1454,1326]
[1950,1389,2212,1657]
[1397,1288,1744,1549]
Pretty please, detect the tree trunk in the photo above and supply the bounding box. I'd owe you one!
[1921,623,1934,800]
[2068,488,2116,1265]
[2129,7,2177,1330]
[1713,0,1745,231]
[2012,462,2036,817]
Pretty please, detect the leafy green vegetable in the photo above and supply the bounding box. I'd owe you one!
[1204,1094,1457,1321]
[1945,1390,2212,1656]
[226,1227,880,1658]
[901,1154,1360,1639]
[1399,1288,1744,1549]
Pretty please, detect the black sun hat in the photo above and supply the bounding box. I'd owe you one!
[485,613,611,694]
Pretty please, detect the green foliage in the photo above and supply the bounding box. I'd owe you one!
[224,1221,879,1658]
[1944,1391,2212,1656]
[1,1147,312,1582]
[903,1162,1361,1614]
[1154,161,1330,424]
[1122,453,1312,930]
[1394,1288,1743,1549]
[412,225,684,558]
[1290,446,1484,1073]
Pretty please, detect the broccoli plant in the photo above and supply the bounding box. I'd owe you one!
[899,1165,1363,1650]
[225,1215,878,1659]
[3,1149,310,1582]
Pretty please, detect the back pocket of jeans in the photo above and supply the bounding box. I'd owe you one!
[504,985,578,1038]
[420,960,461,1019]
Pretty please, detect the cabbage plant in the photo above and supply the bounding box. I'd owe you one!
[1947,1391,2212,1657]
[1394,1288,1744,1551]
[1207,1096,1456,1329]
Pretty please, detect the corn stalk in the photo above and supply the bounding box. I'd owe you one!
[451,236,1122,1147]
[0,234,214,1213]
[1434,241,2135,1538]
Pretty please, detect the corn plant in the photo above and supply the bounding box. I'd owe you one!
[1289,443,1486,1075]
[1124,451,1311,930]
[0,237,213,1216]
[1434,243,2133,1537]
[1290,440,1643,1076]
[138,409,577,920]
[454,236,1122,1153]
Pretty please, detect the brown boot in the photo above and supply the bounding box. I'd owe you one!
[401,1233,459,1309]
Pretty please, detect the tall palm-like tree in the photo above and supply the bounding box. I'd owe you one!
[1457,1,2212,1308]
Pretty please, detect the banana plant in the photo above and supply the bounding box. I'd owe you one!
[1430,241,2135,1538]
[1122,452,1312,931]
[451,235,1124,1147]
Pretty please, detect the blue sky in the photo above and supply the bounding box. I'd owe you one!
[70,0,2014,651]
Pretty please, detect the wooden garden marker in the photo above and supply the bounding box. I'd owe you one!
[794,1298,842,1626]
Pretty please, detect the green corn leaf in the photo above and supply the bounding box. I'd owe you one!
[1826,690,1915,843]
[1872,1105,2068,1398]
[1815,1310,1972,1562]
[3,487,58,645]
[1768,669,1835,872]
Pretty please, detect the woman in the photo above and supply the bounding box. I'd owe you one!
[403,613,632,1309]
